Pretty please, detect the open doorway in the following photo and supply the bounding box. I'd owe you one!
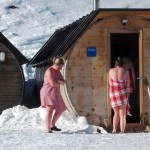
[110,33,140,123]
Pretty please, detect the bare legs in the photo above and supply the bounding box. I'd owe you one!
[119,105,127,133]
[45,105,62,132]
[45,105,54,132]
[112,107,119,133]
[112,104,127,133]
[51,112,62,128]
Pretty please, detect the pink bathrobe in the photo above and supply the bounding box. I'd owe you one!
[40,67,66,113]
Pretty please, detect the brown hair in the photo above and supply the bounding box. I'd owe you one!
[53,57,64,66]
[115,56,124,67]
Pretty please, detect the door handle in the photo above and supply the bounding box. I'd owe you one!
[137,77,148,85]
[137,77,147,80]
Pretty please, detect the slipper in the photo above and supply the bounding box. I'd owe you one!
[51,126,61,131]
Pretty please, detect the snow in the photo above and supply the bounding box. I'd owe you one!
[0,105,108,149]
[0,105,106,134]
[0,0,150,149]
[1,0,150,79]
[0,105,150,150]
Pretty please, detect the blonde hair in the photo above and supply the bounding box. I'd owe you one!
[52,57,64,66]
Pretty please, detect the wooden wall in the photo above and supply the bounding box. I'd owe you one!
[0,43,24,114]
[143,28,150,125]
[65,24,107,125]
[63,11,150,126]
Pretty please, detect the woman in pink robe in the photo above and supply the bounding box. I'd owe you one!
[40,57,66,133]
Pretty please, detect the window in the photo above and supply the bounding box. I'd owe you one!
[0,51,5,62]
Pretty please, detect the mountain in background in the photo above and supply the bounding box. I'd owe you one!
[0,0,149,78]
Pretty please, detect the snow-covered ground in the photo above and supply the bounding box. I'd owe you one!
[0,0,150,149]
[0,105,150,150]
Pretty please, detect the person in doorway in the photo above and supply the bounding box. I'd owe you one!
[40,57,66,133]
[123,57,135,94]
[122,55,138,117]
[108,57,131,133]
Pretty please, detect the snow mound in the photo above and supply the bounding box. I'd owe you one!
[0,105,107,134]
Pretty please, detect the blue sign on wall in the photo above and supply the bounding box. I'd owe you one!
[87,47,96,57]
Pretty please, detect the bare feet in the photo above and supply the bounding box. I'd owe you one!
[112,131,116,134]
[119,131,124,134]
[112,129,116,134]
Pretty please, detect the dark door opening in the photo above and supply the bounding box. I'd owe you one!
[110,33,140,123]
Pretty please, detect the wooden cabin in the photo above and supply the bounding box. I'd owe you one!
[0,33,29,113]
[28,9,150,128]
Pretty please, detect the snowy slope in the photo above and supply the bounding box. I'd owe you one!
[0,0,92,60]
[1,0,150,79]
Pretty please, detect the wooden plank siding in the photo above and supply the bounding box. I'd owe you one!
[143,28,150,124]
[65,25,107,125]
[0,43,23,114]
[63,11,150,125]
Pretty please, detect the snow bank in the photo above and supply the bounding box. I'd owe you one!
[0,105,107,134]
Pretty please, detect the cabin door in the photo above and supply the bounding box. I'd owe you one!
[109,31,143,124]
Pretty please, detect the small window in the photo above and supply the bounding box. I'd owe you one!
[0,51,5,62]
